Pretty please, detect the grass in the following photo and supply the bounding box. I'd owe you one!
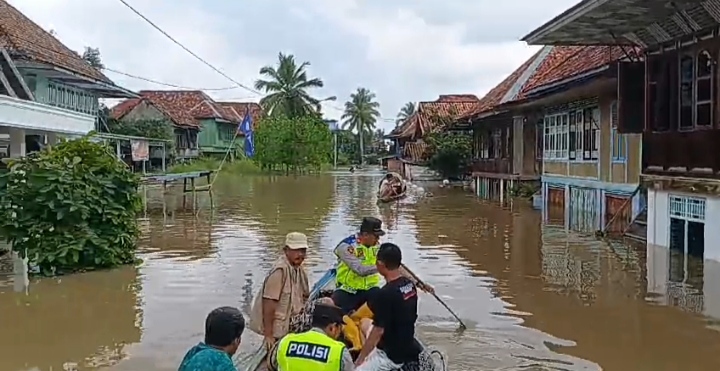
[168,158,262,175]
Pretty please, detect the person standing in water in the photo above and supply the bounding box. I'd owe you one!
[178,306,245,371]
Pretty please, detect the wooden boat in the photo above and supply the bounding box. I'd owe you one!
[234,267,445,371]
[378,173,407,203]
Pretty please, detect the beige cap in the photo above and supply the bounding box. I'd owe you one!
[285,232,309,249]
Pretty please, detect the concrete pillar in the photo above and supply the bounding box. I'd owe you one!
[46,132,58,150]
[8,128,25,158]
[500,179,505,204]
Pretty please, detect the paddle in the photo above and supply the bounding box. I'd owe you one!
[401,264,467,330]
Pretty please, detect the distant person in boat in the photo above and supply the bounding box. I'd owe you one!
[248,232,310,351]
[355,243,421,370]
[378,173,404,198]
[332,217,433,314]
[178,306,245,371]
[269,303,356,371]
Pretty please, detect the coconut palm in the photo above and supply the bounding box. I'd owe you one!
[341,88,380,165]
[395,102,416,126]
[254,53,324,118]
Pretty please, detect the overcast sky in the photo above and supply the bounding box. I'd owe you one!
[11,0,578,131]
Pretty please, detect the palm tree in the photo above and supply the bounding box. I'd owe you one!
[395,102,416,126]
[341,88,380,165]
[254,53,324,118]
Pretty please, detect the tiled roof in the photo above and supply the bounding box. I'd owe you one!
[462,45,632,121]
[462,49,545,119]
[217,102,263,129]
[110,98,141,119]
[0,0,111,83]
[111,90,241,128]
[396,95,479,139]
[518,45,627,98]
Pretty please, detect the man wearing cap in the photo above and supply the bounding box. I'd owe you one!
[333,217,433,314]
[249,232,310,350]
[269,303,355,371]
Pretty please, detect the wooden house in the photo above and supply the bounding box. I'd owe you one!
[385,94,478,179]
[523,0,720,262]
[112,91,259,160]
[452,46,643,232]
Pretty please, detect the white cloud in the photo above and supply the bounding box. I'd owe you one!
[8,0,578,130]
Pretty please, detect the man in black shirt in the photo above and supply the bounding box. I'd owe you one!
[355,243,421,370]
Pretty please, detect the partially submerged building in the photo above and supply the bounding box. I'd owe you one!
[523,1,720,261]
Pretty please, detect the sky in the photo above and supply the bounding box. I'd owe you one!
[10,0,579,131]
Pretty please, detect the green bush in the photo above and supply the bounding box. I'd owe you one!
[0,135,142,275]
[168,157,262,174]
[425,132,473,179]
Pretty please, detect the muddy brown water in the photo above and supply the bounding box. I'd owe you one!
[1,170,720,371]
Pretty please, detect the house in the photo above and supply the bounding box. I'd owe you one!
[451,52,546,202]
[0,0,135,157]
[454,46,644,226]
[112,91,255,160]
[522,0,720,273]
[385,94,479,179]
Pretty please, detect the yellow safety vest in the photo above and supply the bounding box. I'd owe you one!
[335,236,380,292]
[276,329,345,371]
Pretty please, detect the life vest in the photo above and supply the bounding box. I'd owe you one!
[335,235,381,292]
[276,329,345,371]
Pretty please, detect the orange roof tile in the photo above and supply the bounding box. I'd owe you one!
[0,0,111,83]
[518,45,627,98]
[396,95,479,139]
[217,102,263,129]
[111,91,241,129]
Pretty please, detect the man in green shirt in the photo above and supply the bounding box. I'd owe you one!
[178,306,245,371]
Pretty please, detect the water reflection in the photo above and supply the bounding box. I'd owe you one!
[3,174,720,370]
[0,267,141,370]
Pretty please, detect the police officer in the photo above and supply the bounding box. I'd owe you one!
[273,303,354,371]
[332,217,385,314]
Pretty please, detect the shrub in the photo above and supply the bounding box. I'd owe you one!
[0,135,142,275]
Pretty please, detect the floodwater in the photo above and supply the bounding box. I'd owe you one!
[2,170,720,371]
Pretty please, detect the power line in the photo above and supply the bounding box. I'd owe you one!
[9,33,246,92]
[116,0,261,97]
[104,68,239,91]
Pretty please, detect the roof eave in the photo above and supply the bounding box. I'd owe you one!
[522,0,610,45]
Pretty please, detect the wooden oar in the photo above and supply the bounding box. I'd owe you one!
[402,264,467,330]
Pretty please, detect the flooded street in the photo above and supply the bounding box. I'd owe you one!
[2,171,720,371]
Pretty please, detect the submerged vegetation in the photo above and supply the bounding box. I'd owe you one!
[0,135,142,275]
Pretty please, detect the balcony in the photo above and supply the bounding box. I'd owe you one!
[0,94,95,135]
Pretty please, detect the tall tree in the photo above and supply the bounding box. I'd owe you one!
[82,47,104,69]
[395,102,416,126]
[341,88,380,165]
[254,53,324,118]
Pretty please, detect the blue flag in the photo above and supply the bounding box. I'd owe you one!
[239,111,254,157]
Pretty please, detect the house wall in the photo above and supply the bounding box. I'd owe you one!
[20,72,99,115]
[120,102,198,158]
[538,88,642,233]
[198,119,242,156]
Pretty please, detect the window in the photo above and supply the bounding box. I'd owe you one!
[679,50,713,129]
[491,129,502,158]
[543,106,599,161]
[610,101,626,162]
[668,195,706,284]
[536,119,543,159]
[477,132,489,159]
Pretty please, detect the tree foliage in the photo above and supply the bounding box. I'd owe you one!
[0,135,142,275]
[341,88,380,165]
[253,115,332,173]
[255,53,324,118]
[425,132,473,180]
[395,102,416,126]
[82,46,104,69]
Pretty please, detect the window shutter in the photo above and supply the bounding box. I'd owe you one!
[617,61,645,133]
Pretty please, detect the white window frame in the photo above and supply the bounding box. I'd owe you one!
[610,101,626,162]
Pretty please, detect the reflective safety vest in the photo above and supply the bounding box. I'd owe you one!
[335,235,381,292]
[276,329,345,371]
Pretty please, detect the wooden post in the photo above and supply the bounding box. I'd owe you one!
[500,179,505,203]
